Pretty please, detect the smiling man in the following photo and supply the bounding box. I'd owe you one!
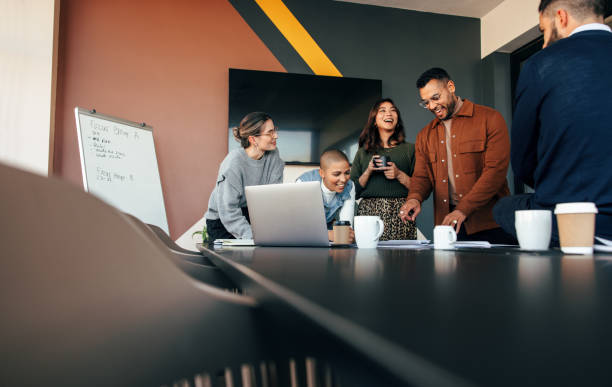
[493,0,612,243]
[400,68,515,244]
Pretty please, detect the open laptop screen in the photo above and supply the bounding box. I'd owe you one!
[245,182,329,247]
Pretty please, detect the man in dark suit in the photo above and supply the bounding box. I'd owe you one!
[493,0,612,242]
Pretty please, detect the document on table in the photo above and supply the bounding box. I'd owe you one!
[376,240,518,249]
[596,236,612,246]
[454,241,491,248]
[594,245,612,252]
[378,240,430,246]
[452,241,519,248]
[377,240,431,249]
[213,239,255,246]
[594,237,612,252]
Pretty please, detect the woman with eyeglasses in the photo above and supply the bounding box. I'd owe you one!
[350,98,417,240]
[205,112,284,242]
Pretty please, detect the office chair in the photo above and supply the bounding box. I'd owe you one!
[147,221,214,262]
[122,213,237,290]
[121,213,213,265]
[0,163,330,386]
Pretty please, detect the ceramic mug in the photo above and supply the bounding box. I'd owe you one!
[434,225,457,249]
[515,210,552,251]
[354,216,384,248]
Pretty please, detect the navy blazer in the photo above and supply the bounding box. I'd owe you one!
[511,29,612,237]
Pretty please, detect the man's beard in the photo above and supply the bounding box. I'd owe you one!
[442,98,457,121]
[548,24,561,46]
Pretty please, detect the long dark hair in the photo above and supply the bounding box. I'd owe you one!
[358,98,406,152]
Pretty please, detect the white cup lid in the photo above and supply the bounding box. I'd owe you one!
[554,202,598,214]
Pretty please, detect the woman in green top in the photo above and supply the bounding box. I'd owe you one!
[350,98,416,240]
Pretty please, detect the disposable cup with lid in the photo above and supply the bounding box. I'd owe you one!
[554,202,598,255]
[554,202,598,215]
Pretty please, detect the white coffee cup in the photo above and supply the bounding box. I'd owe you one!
[515,210,552,251]
[354,216,384,248]
[434,225,457,249]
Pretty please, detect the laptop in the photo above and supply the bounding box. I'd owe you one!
[245,181,331,247]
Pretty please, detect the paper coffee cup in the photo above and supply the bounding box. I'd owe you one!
[333,221,351,244]
[554,202,598,255]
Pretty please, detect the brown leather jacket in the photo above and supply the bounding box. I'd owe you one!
[407,99,510,234]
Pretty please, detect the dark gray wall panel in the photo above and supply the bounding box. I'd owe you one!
[481,52,514,193]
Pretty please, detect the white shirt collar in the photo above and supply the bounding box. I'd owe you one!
[570,23,612,36]
[321,180,336,203]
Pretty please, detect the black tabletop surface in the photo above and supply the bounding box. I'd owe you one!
[206,246,612,386]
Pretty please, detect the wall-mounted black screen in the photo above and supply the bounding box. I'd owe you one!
[228,69,382,164]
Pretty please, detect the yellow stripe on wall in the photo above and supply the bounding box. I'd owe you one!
[254,0,343,77]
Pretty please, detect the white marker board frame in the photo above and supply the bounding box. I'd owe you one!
[75,107,169,233]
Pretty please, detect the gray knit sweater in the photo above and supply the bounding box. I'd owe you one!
[205,148,284,238]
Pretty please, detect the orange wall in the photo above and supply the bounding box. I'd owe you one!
[54,0,285,237]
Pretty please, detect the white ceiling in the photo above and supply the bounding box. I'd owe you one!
[335,0,506,18]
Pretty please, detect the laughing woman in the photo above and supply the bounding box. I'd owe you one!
[205,112,284,241]
[350,98,416,240]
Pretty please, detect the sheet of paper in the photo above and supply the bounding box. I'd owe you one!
[377,240,430,246]
[595,236,612,246]
[377,240,496,249]
[377,244,432,250]
[594,244,612,252]
[213,239,255,246]
[453,241,491,248]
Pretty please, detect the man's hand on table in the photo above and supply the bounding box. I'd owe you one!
[442,210,467,233]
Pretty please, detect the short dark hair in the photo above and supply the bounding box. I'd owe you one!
[416,68,452,89]
[538,0,606,18]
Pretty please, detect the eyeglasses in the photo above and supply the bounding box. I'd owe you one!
[418,94,441,109]
[256,127,279,137]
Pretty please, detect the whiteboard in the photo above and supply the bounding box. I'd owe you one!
[75,107,169,233]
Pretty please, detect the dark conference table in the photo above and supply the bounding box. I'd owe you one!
[203,246,612,386]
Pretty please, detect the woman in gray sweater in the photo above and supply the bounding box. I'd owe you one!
[205,112,284,241]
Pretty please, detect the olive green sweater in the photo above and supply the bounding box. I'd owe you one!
[350,142,415,198]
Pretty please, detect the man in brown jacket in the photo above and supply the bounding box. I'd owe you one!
[399,68,515,243]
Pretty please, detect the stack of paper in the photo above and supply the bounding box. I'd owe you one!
[453,241,491,248]
[377,240,431,249]
[595,236,612,252]
[213,239,255,246]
